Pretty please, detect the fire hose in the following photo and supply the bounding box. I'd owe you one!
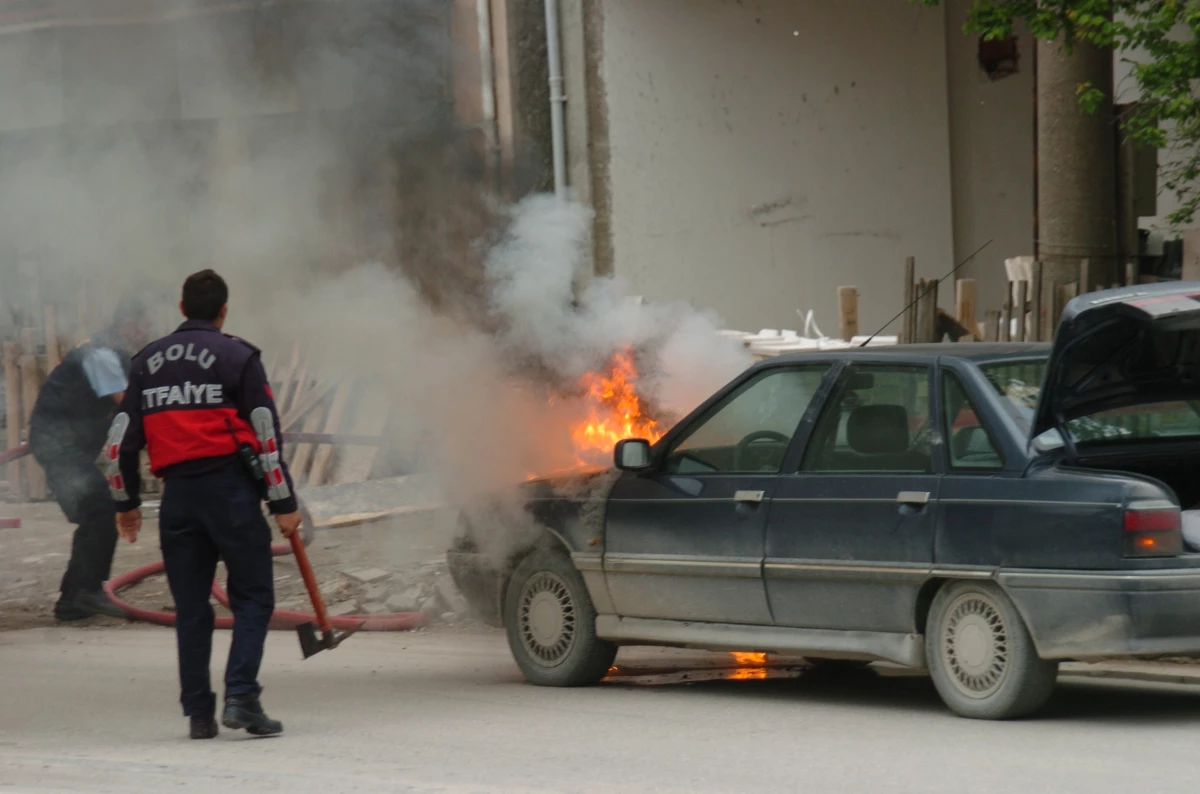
[1,440,428,632]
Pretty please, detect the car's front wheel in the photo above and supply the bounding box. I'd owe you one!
[926,581,1058,720]
[504,550,617,687]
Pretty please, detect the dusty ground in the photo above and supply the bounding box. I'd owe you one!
[5,629,1200,793]
[0,491,469,632]
[8,497,1200,791]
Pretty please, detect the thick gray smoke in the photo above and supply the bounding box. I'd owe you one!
[0,1,751,508]
[244,193,751,499]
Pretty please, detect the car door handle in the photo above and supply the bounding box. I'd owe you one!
[896,491,930,506]
[734,490,765,504]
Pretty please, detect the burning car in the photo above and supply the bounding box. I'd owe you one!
[448,282,1200,720]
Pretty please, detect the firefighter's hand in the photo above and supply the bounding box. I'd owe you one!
[117,509,141,543]
[275,511,301,539]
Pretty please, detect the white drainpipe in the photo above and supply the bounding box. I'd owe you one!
[543,0,568,199]
[476,0,500,184]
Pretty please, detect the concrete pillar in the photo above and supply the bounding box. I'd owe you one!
[1036,37,1118,288]
[581,0,612,277]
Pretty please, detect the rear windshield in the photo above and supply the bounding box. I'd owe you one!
[979,357,1200,443]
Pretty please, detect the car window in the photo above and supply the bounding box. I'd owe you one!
[942,371,1003,471]
[1066,401,1200,443]
[801,364,932,474]
[977,358,1046,434]
[663,365,831,474]
[979,357,1200,444]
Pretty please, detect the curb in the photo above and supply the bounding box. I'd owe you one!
[1059,664,1200,687]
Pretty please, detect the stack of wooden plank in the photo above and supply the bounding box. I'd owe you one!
[263,344,392,488]
[979,256,1142,343]
[0,326,392,502]
[1,307,73,501]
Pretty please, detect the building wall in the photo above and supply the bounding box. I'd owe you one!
[594,0,959,334]
[580,0,1051,333]
[942,0,1035,307]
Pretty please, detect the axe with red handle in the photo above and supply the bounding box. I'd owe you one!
[288,516,362,658]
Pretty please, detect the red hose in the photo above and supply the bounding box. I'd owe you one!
[105,542,427,631]
[0,442,29,466]
[0,437,426,632]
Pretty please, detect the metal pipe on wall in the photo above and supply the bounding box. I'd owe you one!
[544,0,568,199]
[477,0,501,187]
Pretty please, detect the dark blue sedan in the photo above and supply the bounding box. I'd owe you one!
[448,282,1200,719]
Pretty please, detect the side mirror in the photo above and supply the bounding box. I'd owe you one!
[1031,428,1064,453]
[614,438,653,471]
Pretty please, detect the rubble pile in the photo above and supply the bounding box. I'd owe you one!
[272,554,472,626]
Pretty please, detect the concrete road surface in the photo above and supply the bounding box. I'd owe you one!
[3,627,1200,793]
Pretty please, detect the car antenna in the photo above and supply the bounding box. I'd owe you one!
[858,239,995,347]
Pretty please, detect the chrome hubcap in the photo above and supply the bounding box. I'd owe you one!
[519,572,576,667]
[941,593,1009,698]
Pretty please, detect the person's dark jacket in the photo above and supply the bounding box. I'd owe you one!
[29,332,131,465]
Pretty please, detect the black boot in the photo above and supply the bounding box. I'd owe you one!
[189,714,219,740]
[221,696,283,737]
[54,589,126,621]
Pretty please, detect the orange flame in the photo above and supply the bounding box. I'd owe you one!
[727,652,769,680]
[569,348,664,467]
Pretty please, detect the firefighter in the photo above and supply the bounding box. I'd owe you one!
[29,295,153,622]
[105,269,301,740]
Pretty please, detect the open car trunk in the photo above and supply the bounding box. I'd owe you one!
[1033,283,1200,451]
[1027,284,1200,552]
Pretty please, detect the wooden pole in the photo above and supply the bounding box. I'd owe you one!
[1031,261,1045,341]
[1016,280,1029,342]
[955,279,977,342]
[76,284,88,343]
[274,343,302,414]
[983,310,1000,342]
[1057,282,1080,327]
[837,286,858,342]
[19,329,45,500]
[1000,286,1013,342]
[308,382,354,487]
[916,279,938,343]
[4,342,22,500]
[901,257,915,344]
[43,306,61,372]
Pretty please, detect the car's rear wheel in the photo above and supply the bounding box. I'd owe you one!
[926,581,1058,720]
[504,550,617,687]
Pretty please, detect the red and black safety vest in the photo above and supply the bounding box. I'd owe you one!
[105,319,296,515]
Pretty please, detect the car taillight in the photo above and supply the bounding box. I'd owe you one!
[1124,504,1184,557]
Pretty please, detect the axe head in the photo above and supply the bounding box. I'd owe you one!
[295,621,364,659]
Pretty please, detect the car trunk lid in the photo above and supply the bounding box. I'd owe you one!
[1033,282,1200,447]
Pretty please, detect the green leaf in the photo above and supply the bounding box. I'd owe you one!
[917,0,1200,225]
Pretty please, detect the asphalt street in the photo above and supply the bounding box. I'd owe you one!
[3,627,1200,793]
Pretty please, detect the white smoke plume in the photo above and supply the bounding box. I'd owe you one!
[238,193,752,500]
[0,1,752,511]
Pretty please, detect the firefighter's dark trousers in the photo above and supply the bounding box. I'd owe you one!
[160,464,275,718]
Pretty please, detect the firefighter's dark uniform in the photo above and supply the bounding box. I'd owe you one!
[29,332,132,616]
[105,319,296,719]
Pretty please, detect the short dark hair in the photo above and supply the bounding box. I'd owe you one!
[181,269,228,321]
[111,293,149,328]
